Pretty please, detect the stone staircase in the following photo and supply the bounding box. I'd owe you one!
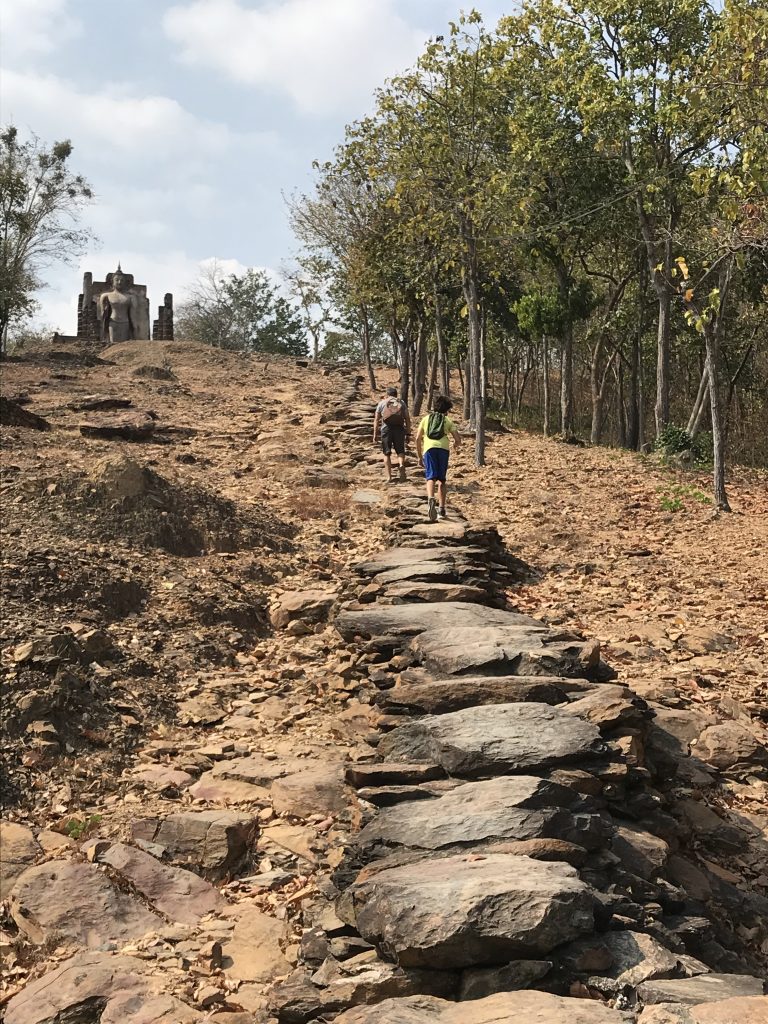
[269,389,767,1023]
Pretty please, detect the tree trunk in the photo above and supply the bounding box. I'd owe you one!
[702,261,734,511]
[554,261,574,437]
[427,348,438,409]
[462,269,485,464]
[686,362,710,439]
[654,284,671,434]
[590,333,604,445]
[615,359,627,448]
[360,306,376,394]
[434,280,449,396]
[542,334,551,436]
[463,355,472,420]
[412,319,429,416]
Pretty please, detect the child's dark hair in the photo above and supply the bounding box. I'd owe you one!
[433,394,453,415]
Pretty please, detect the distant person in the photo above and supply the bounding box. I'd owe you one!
[415,394,461,521]
[372,386,411,483]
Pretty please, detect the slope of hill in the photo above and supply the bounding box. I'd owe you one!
[1,342,766,1022]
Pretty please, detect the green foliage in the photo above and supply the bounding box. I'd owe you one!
[65,814,102,840]
[654,424,695,456]
[0,126,94,350]
[657,482,712,511]
[176,266,307,357]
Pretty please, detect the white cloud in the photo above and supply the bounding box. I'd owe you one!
[0,0,80,61]
[1,69,242,169]
[163,0,427,116]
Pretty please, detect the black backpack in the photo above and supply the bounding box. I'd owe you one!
[426,412,446,440]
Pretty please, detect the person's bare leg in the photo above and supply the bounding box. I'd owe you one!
[437,480,446,510]
[398,452,406,481]
[426,477,437,521]
[384,453,392,481]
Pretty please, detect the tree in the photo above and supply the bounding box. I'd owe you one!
[0,126,94,353]
[176,264,307,356]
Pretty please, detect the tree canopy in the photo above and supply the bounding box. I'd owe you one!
[0,126,94,353]
[291,0,768,507]
[176,263,308,357]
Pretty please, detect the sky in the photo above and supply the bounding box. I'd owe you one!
[1,0,509,333]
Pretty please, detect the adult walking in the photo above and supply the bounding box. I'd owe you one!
[415,394,461,521]
[372,386,411,483]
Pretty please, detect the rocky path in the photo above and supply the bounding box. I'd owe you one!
[1,370,767,1023]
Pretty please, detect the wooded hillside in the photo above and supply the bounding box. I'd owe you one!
[290,0,768,508]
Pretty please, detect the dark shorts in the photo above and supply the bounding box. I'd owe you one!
[423,448,449,482]
[381,424,405,456]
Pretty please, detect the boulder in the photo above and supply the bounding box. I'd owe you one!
[355,776,606,854]
[375,675,569,715]
[691,996,768,1023]
[269,963,457,1024]
[221,905,290,983]
[10,861,159,946]
[637,974,765,1005]
[560,930,679,993]
[68,395,133,412]
[335,602,541,642]
[694,722,767,770]
[0,397,51,430]
[345,763,446,788]
[353,547,487,576]
[458,960,551,999]
[90,454,150,500]
[271,764,350,818]
[1,952,175,1024]
[333,990,631,1023]
[347,853,594,969]
[271,590,336,629]
[378,703,605,778]
[79,412,156,441]
[188,772,270,805]
[0,821,40,898]
[98,842,225,923]
[612,823,670,880]
[563,688,649,733]
[378,581,490,604]
[131,810,258,879]
[410,625,600,678]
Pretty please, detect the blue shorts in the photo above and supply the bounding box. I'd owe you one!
[423,448,449,482]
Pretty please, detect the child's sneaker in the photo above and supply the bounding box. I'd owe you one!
[427,497,438,522]
[438,506,447,519]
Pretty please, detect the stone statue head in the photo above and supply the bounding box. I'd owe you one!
[113,265,126,291]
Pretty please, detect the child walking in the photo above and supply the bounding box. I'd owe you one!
[415,395,461,521]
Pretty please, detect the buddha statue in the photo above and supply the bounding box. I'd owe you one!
[98,265,140,343]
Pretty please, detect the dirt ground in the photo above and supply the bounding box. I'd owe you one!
[1,339,766,1012]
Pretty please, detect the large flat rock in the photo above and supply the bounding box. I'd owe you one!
[410,625,600,677]
[10,861,160,946]
[378,703,605,778]
[375,675,572,714]
[335,603,542,642]
[347,853,594,968]
[2,952,168,1024]
[637,973,766,1005]
[132,809,258,879]
[354,547,488,576]
[334,991,631,1023]
[99,842,225,923]
[356,776,606,854]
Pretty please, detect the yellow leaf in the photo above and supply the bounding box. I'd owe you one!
[684,288,694,302]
